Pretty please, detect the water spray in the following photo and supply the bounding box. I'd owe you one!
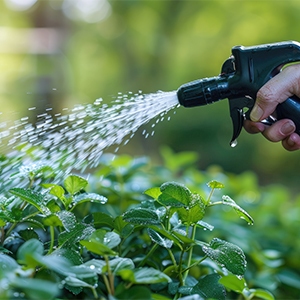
[177,41,300,146]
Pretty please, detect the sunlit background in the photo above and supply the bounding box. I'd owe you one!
[1,0,300,188]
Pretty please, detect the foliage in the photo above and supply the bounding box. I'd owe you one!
[4,147,299,299]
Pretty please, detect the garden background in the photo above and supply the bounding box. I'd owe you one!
[1,0,300,299]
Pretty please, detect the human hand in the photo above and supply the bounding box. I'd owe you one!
[244,63,300,151]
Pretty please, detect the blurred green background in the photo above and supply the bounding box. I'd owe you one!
[1,0,300,188]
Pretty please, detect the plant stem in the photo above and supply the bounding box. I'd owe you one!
[182,255,208,273]
[137,243,158,268]
[182,225,197,282]
[47,226,55,255]
[104,255,115,295]
[102,274,112,295]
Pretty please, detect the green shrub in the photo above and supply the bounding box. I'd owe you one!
[0,147,298,299]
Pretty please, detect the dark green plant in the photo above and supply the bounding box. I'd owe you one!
[0,151,275,300]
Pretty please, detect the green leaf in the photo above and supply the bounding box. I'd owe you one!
[202,238,247,275]
[0,254,19,276]
[177,194,206,225]
[157,193,186,208]
[148,228,173,248]
[90,229,121,249]
[248,288,275,300]
[64,175,88,195]
[192,273,226,300]
[219,274,246,293]
[207,180,225,189]
[118,267,171,284]
[9,188,45,213]
[64,276,94,288]
[81,239,117,256]
[56,210,77,231]
[18,228,39,241]
[17,239,44,265]
[83,212,114,229]
[73,192,107,206]
[84,257,134,275]
[113,215,134,237]
[221,195,254,225]
[122,208,160,225]
[43,214,63,227]
[80,229,120,256]
[42,183,65,199]
[11,277,60,300]
[148,225,183,250]
[144,187,161,199]
[160,181,192,206]
[58,223,95,247]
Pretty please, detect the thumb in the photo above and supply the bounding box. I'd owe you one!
[251,64,300,122]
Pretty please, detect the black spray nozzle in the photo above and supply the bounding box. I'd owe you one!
[177,76,232,108]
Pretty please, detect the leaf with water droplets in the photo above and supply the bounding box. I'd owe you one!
[59,223,95,248]
[191,273,226,300]
[9,188,45,213]
[159,181,192,206]
[64,175,88,195]
[196,220,214,231]
[80,229,120,256]
[221,195,254,225]
[122,208,160,225]
[177,194,206,225]
[73,193,107,206]
[56,210,77,231]
[117,267,171,284]
[202,238,247,276]
[83,212,114,229]
[207,180,225,189]
[147,228,173,249]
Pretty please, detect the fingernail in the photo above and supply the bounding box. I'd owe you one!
[250,105,263,122]
[281,121,295,135]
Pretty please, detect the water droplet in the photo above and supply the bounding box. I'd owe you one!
[230,139,238,147]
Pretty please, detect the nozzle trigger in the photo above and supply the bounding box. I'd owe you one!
[229,97,254,146]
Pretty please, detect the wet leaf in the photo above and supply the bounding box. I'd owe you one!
[192,273,226,300]
[177,194,206,225]
[122,208,160,225]
[73,193,107,205]
[202,238,247,275]
[9,188,45,213]
[59,223,95,247]
[56,210,77,231]
[118,267,171,284]
[222,195,254,225]
[148,228,173,248]
[160,181,192,206]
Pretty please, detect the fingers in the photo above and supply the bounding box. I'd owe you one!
[282,133,300,151]
[250,64,300,122]
[244,119,300,151]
